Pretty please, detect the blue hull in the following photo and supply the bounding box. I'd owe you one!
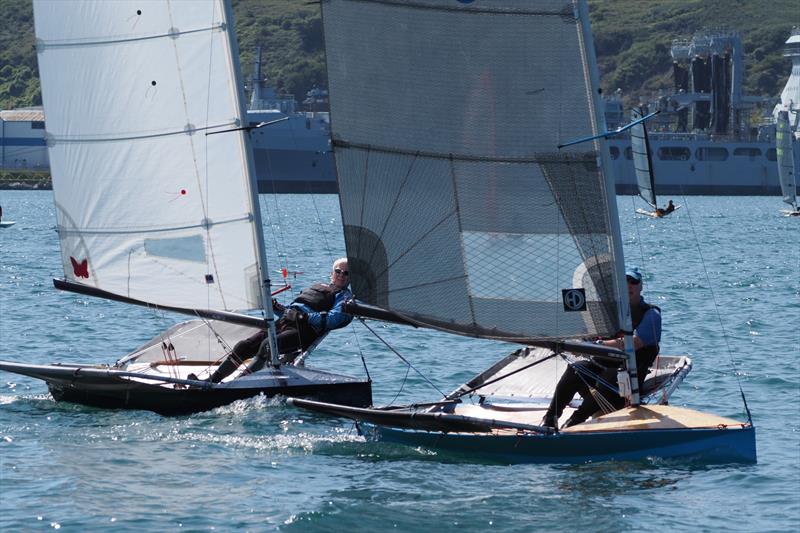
[367,424,757,464]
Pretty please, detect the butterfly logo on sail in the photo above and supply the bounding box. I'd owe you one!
[70,257,89,278]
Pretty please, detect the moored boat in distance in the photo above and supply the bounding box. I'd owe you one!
[608,29,800,196]
[246,47,336,193]
[3,28,796,197]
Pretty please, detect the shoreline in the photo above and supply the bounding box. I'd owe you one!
[0,170,52,190]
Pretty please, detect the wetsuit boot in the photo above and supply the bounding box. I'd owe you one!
[189,355,241,384]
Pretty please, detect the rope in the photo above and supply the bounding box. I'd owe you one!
[570,356,619,395]
[358,318,446,398]
[349,320,371,382]
[387,365,412,407]
[450,351,558,400]
[588,385,617,414]
[680,196,752,421]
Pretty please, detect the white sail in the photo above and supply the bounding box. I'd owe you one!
[776,110,797,209]
[323,0,623,342]
[34,0,263,311]
[630,108,657,208]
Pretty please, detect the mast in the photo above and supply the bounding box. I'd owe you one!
[576,0,640,405]
[250,46,263,109]
[221,0,280,366]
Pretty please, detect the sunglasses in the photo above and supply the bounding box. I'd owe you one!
[626,276,641,285]
[334,268,349,276]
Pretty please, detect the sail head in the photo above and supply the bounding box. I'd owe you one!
[324,0,623,342]
[34,0,264,312]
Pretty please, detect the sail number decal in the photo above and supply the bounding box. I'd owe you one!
[562,288,586,311]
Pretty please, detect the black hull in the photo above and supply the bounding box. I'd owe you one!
[1,361,371,416]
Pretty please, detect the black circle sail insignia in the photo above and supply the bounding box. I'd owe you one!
[562,288,587,312]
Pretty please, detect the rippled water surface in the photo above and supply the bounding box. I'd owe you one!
[1,191,798,531]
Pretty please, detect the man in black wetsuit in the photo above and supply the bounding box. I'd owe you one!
[542,266,662,429]
[191,258,353,383]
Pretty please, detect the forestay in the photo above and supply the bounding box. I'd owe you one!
[630,108,657,208]
[776,110,797,208]
[34,0,263,311]
[323,0,622,343]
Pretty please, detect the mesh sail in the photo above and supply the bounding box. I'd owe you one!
[776,111,797,208]
[323,0,621,342]
[630,108,657,208]
[34,0,263,311]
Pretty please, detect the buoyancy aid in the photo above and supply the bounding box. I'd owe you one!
[631,300,661,382]
[292,283,339,312]
[631,300,659,330]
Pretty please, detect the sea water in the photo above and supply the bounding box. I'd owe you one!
[0,190,798,532]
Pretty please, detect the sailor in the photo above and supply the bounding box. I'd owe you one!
[542,266,661,428]
[655,200,675,217]
[191,258,353,383]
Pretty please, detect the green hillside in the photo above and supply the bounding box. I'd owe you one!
[1,0,798,111]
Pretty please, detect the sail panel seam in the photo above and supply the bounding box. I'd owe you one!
[46,121,238,144]
[371,209,457,281]
[37,23,224,50]
[333,139,596,164]
[341,0,573,18]
[448,154,477,328]
[56,214,251,236]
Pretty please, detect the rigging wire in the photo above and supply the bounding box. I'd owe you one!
[358,317,447,398]
[308,191,334,265]
[349,320,371,382]
[451,351,558,400]
[387,365,412,407]
[679,195,753,423]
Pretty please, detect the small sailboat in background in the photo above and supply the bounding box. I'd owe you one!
[776,110,799,217]
[0,0,371,415]
[290,0,756,464]
[630,107,680,218]
[0,205,15,227]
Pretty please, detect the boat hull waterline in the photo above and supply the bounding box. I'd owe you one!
[0,361,372,416]
[289,399,756,464]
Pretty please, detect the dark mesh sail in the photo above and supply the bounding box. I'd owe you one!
[323,0,621,342]
[631,108,657,208]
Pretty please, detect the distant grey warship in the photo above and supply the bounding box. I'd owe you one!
[606,29,800,196]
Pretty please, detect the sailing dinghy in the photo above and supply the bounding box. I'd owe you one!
[0,221,16,228]
[630,108,680,218]
[0,0,370,415]
[776,110,800,217]
[290,0,755,464]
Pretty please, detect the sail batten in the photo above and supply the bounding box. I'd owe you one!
[325,0,622,342]
[35,0,263,312]
[45,121,238,144]
[37,23,225,50]
[333,139,603,165]
[56,214,252,236]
